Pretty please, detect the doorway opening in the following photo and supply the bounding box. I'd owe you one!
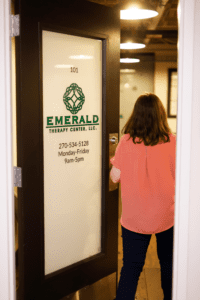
[118,0,178,299]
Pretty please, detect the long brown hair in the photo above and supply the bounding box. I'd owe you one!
[122,93,172,146]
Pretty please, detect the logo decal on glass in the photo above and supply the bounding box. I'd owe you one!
[63,83,85,114]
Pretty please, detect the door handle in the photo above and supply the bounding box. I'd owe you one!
[109,133,119,191]
[109,136,118,144]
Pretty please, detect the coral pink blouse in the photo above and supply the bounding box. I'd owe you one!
[110,133,176,234]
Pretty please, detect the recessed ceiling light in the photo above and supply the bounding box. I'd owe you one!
[124,83,130,88]
[120,58,140,63]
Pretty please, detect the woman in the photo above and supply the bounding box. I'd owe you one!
[110,93,176,300]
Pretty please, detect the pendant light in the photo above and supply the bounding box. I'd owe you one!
[120,42,145,50]
[120,58,140,63]
[120,69,136,73]
[120,0,158,20]
[120,34,146,50]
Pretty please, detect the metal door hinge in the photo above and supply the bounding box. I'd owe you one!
[14,167,22,187]
[11,15,20,37]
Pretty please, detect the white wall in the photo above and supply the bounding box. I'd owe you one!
[120,60,178,138]
[154,61,177,134]
[0,0,15,298]
[120,58,154,137]
[172,0,200,299]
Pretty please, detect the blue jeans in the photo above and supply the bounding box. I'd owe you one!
[115,225,174,300]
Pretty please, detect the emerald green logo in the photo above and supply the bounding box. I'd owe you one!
[63,83,85,114]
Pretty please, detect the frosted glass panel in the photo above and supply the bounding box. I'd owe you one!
[42,30,102,275]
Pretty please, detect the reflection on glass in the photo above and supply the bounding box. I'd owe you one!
[55,64,73,68]
[69,55,93,59]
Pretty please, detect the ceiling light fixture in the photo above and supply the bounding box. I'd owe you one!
[120,33,146,50]
[124,83,130,88]
[120,42,145,49]
[120,58,140,63]
[120,69,136,73]
[120,1,158,20]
